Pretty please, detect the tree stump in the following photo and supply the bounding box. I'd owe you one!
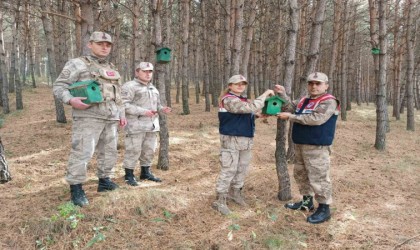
[0,137,11,183]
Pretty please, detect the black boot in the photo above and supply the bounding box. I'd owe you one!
[124,168,138,186]
[284,195,314,211]
[97,177,119,192]
[70,184,89,207]
[307,203,331,224]
[140,166,161,182]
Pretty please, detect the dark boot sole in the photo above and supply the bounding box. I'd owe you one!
[97,186,119,192]
[125,181,139,186]
[284,203,314,211]
[140,177,162,182]
[307,215,331,224]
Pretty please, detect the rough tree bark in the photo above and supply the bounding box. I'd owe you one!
[181,0,190,115]
[374,0,388,150]
[0,137,11,184]
[405,0,415,131]
[298,0,327,97]
[275,0,299,201]
[39,0,67,123]
[152,0,170,170]
[0,13,10,113]
[230,0,244,75]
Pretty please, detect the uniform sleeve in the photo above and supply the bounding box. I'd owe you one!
[53,59,83,104]
[121,84,149,116]
[289,98,338,126]
[223,94,266,114]
[118,83,126,119]
[154,87,164,111]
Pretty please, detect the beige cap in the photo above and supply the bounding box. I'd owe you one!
[228,74,248,84]
[307,72,328,83]
[136,62,154,71]
[89,31,113,44]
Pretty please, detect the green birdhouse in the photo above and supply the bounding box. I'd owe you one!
[69,80,103,104]
[156,47,172,63]
[371,48,380,55]
[262,96,286,115]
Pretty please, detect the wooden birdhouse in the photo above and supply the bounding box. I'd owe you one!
[69,80,103,104]
[262,96,286,115]
[156,47,172,63]
[371,48,380,55]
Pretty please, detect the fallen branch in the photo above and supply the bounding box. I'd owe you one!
[393,233,420,249]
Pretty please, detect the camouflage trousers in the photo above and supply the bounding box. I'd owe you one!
[123,132,157,169]
[294,144,333,204]
[66,117,119,185]
[215,135,253,194]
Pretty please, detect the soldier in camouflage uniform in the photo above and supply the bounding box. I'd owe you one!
[213,75,274,215]
[275,72,340,224]
[121,62,171,186]
[53,31,127,207]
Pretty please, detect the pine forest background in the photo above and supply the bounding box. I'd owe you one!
[1,0,419,126]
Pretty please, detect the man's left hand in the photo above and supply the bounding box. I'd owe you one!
[161,107,172,114]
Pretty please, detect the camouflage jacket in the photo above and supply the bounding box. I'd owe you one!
[221,92,266,114]
[121,79,162,134]
[279,92,339,125]
[53,55,124,120]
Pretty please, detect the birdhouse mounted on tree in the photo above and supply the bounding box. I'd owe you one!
[371,48,380,55]
[155,47,172,63]
[262,96,286,115]
[69,80,103,104]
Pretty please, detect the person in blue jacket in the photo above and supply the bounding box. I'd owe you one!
[275,72,340,224]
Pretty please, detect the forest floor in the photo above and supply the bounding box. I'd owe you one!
[0,84,419,250]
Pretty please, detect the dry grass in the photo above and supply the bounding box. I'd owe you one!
[0,84,419,249]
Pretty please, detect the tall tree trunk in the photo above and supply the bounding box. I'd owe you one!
[392,1,402,119]
[328,0,341,95]
[230,0,244,75]
[405,0,415,131]
[181,0,190,115]
[374,0,388,150]
[240,0,256,80]
[39,0,67,123]
[164,0,173,107]
[17,0,30,110]
[193,16,200,104]
[298,0,327,97]
[201,0,211,112]
[340,1,349,121]
[79,0,95,56]
[25,3,36,88]
[356,50,362,105]
[211,2,222,107]
[9,0,21,94]
[223,0,232,84]
[152,0,170,170]
[0,13,10,113]
[275,0,299,201]
[131,1,141,78]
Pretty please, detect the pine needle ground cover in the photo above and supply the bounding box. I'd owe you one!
[0,85,419,249]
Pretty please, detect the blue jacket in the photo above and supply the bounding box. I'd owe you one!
[218,93,255,138]
[292,94,339,145]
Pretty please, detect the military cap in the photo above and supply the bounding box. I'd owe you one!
[307,72,328,83]
[136,62,154,71]
[228,75,248,85]
[89,31,113,44]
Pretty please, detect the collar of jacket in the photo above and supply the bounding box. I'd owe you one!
[134,78,151,86]
[87,54,108,64]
